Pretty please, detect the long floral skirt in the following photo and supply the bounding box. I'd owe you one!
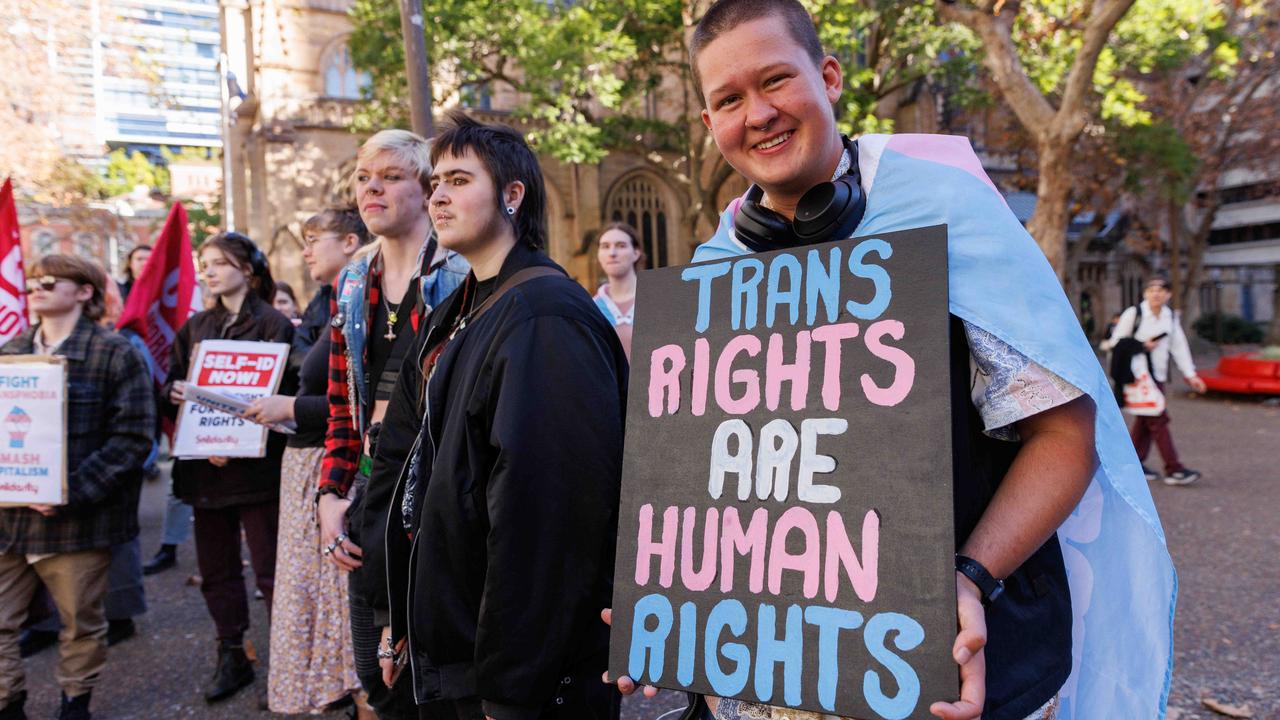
[268,445,360,714]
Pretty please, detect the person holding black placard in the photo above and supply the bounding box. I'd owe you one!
[372,112,628,720]
[163,232,295,704]
[607,2,1177,720]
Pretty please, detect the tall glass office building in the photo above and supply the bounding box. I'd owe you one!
[99,0,222,157]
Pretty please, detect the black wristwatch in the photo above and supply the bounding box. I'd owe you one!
[955,554,1004,606]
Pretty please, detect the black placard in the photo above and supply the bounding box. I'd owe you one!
[608,225,956,719]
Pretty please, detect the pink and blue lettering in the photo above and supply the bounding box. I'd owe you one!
[696,134,1176,720]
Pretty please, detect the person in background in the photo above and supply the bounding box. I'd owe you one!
[116,245,151,304]
[290,208,370,367]
[1100,276,1206,485]
[593,221,642,362]
[162,232,295,704]
[244,209,371,717]
[0,255,154,720]
[273,281,301,323]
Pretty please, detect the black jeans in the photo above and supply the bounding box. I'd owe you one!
[415,672,621,720]
[349,571,418,720]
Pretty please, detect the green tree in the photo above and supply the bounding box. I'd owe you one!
[348,0,979,244]
[100,149,170,197]
[937,0,1230,280]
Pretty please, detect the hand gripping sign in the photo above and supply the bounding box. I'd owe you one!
[608,226,957,720]
[172,339,290,458]
[0,356,67,507]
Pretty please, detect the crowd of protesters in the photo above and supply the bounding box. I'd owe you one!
[0,2,1196,720]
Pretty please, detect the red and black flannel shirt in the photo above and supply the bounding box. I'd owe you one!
[321,252,425,495]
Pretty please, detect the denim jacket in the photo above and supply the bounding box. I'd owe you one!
[333,240,468,437]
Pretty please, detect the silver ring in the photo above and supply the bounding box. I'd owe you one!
[334,533,348,546]
[321,543,336,555]
[376,646,396,660]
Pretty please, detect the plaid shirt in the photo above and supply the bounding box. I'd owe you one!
[321,253,425,495]
[0,317,155,554]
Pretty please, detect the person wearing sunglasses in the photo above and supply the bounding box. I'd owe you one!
[0,255,155,720]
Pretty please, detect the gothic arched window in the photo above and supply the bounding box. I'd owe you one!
[606,174,671,269]
[321,41,370,100]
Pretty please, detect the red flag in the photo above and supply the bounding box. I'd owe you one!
[118,202,202,392]
[0,178,30,343]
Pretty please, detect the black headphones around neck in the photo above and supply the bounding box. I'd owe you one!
[733,136,866,253]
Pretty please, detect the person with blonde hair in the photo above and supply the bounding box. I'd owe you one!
[316,129,467,719]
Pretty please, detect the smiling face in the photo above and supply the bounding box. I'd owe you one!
[354,150,429,239]
[429,149,518,257]
[597,228,642,280]
[697,17,844,213]
[199,246,250,298]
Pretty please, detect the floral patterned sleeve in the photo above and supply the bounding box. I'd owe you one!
[964,321,1083,441]
[715,699,845,720]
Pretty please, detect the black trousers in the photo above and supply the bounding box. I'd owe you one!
[416,672,621,720]
[192,501,277,642]
[349,572,418,720]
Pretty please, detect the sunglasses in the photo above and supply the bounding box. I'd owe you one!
[25,275,71,293]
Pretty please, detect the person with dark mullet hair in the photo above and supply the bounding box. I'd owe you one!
[372,111,628,720]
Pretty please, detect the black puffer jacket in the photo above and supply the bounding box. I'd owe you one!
[371,242,627,716]
[163,293,296,508]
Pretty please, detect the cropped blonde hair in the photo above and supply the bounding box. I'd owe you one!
[355,129,432,192]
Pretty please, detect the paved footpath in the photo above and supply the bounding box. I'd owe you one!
[16,388,1278,719]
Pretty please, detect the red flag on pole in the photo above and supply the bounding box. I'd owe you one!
[0,178,30,344]
[118,202,202,393]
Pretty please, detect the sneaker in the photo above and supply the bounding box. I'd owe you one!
[1142,465,1160,482]
[1163,469,1201,486]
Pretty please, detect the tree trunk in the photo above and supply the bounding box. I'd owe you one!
[398,0,433,137]
[1026,142,1072,282]
[1168,200,1183,310]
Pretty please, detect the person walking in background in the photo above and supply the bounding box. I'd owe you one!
[162,232,295,704]
[244,208,371,716]
[316,129,467,720]
[593,221,642,362]
[0,255,154,720]
[1102,276,1207,486]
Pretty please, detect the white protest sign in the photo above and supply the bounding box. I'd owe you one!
[0,356,67,506]
[172,340,289,459]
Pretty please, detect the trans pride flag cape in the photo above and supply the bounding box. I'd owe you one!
[695,134,1175,719]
